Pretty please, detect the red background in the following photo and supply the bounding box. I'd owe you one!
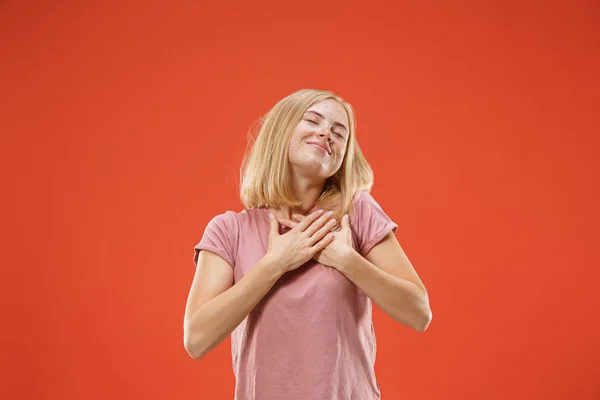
[2,1,599,399]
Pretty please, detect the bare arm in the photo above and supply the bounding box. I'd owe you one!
[341,232,431,332]
[183,250,282,359]
[183,208,336,359]
[278,214,431,332]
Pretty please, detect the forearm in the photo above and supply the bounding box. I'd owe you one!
[341,250,432,332]
[184,256,283,359]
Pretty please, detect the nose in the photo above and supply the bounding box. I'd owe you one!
[318,129,333,142]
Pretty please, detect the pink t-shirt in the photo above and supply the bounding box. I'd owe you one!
[193,191,398,400]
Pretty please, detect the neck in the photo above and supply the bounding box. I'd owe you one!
[290,174,324,213]
[271,173,325,219]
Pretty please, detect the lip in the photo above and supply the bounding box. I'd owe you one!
[307,141,331,155]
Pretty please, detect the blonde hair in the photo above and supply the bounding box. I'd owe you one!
[240,88,373,222]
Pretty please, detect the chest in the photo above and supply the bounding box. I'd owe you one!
[234,223,368,320]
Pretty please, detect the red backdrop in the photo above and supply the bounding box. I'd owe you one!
[2,1,599,399]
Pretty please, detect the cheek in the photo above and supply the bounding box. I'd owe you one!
[335,146,347,162]
[288,137,303,153]
[290,125,310,142]
[288,139,307,162]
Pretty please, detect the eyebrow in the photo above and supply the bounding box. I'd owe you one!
[305,110,348,132]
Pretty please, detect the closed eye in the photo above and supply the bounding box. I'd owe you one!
[305,118,344,139]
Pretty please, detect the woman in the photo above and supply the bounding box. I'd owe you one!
[184,89,432,400]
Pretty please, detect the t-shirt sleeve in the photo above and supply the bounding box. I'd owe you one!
[192,211,239,268]
[350,191,398,257]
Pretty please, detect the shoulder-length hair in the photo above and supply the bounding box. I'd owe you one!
[240,88,373,222]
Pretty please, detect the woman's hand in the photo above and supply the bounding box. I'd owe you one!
[266,209,336,273]
[277,213,355,271]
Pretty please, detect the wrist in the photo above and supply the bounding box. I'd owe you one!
[338,247,359,275]
[260,254,286,280]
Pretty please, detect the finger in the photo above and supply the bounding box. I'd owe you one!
[304,211,336,237]
[308,220,336,246]
[294,209,326,232]
[268,212,279,236]
[311,232,334,252]
[341,214,350,230]
[292,214,303,221]
[278,218,298,229]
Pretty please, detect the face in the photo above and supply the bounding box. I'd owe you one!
[287,99,350,180]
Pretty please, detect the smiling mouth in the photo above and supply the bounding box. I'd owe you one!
[307,142,331,155]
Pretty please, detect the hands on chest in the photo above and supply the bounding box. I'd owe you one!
[265,208,355,274]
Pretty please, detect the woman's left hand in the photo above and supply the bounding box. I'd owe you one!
[277,213,355,271]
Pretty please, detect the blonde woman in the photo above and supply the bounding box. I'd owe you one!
[184,89,432,400]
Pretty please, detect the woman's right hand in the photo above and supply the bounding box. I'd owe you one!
[266,209,336,273]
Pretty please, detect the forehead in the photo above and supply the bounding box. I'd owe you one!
[305,99,349,125]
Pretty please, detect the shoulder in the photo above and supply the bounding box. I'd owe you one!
[351,190,375,207]
[349,190,383,219]
[349,190,369,225]
[348,190,398,255]
[195,210,242,267]
[206,210,240,232]
[235,207,268,229]
[207,207,266,232]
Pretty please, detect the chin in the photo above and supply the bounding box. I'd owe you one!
[291,162,329,179]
